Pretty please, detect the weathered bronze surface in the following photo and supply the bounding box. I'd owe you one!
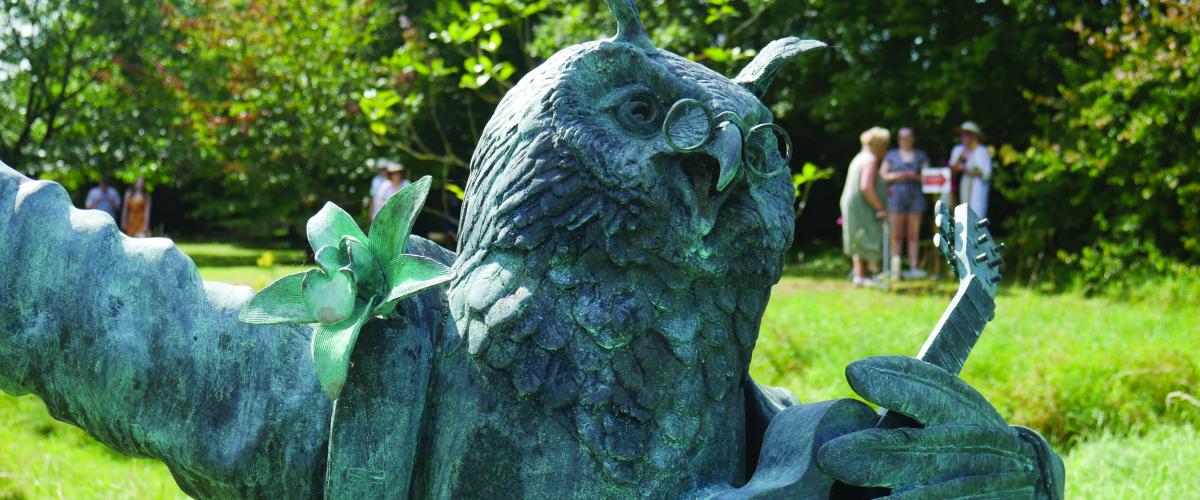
[0,1,1063,497]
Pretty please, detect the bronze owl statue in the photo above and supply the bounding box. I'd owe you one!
[0,0,1062,498]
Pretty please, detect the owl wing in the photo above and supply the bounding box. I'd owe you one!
[0,162,330,497]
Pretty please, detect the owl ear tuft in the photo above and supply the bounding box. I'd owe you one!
[606,0,653,49]
[734,38,827,98]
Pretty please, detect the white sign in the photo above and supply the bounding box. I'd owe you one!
[922,167,952,194]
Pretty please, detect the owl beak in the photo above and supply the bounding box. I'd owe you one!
[708,123,743,192]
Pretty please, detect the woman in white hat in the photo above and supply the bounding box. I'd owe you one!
[371,160,412,220]
[949,121,992,217]
[376,161,411,216]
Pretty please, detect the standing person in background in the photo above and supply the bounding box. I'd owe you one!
[950,121,992,217]
[880,127,930,281]
[377,161,412,209]
[840,127,890,288]
[120,176,152,237]
[85,177,122,222]
[369,161,391,221]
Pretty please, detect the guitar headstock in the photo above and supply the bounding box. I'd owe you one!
[932,200,1004,298]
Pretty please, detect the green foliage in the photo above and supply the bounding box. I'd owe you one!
[356,0,556,231]
[3,0,1194,290]
[170,0,389,235]
[2,0,415,234]
[792,162,834,219]
[0,1,189,191]
[1001,0,1200,291]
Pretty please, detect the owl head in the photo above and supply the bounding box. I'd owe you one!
[456,0,822,289]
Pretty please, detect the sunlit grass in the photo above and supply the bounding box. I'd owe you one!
[174,241,307,268]
[750,278,1200,448]
[750,277,1199,497]
[0,395,185,500]
[196,264,311,290]
[0,248,1195,498]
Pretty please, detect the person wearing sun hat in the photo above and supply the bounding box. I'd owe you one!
[949,121,992,217]
[370,159,412,221]
[375,160,412,219]
[368,159,390,220]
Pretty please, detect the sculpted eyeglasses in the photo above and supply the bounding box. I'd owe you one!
[662,98,793,179]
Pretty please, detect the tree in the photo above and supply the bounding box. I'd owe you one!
[361,0,1117,247]
[160,0,389,236]
[1003,0,1200,289]
[0,0,183,189]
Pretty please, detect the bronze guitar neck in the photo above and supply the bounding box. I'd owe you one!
[916,277,996,376]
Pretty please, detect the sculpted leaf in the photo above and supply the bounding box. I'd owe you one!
[238,272,314,324]
[369,176,432,266]
[379,254,455,309]
[314,244,349,274]
[311,299,374,400]
[307,202,368,254]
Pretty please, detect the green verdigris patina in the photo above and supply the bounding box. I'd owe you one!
[0,1,1063,498]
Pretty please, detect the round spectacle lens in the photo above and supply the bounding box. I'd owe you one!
[663,99,714,152]
[745,123,793,178]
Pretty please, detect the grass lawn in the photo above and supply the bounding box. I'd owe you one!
[0,244,1196,498]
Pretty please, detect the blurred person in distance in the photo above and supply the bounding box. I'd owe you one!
[839,127,890,288]
[120,176,152,237]
[85,176,122,222]
[369,159,390,221]
[880,127,930,280]
[949,121,992,218]
[376,161,412,211]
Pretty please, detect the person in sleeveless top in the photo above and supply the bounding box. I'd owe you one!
[880,127,930,280]
[840,127,890,288]
[121,176,151,237]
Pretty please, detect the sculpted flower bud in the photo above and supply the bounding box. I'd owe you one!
[302,268,357,324]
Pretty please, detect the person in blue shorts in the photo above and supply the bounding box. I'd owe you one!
[880,127,930,280]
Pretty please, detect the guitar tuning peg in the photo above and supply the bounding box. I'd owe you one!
[990,275,1002,284]
[990,256,1005,268]
[975,218,991,229]
[977,234,990,244]
[935,213,945,230]
[995,242,1006,253]
[975,253,988,263]
[932,232,943,250]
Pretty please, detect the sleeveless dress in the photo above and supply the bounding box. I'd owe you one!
[839,151,887,263]
[123,192,149,237]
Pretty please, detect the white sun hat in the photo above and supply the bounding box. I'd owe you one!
[956,121,984,139]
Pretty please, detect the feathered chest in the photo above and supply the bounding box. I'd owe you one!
[449,231,771,483]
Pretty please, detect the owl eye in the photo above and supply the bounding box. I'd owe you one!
[614,91,663,134]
